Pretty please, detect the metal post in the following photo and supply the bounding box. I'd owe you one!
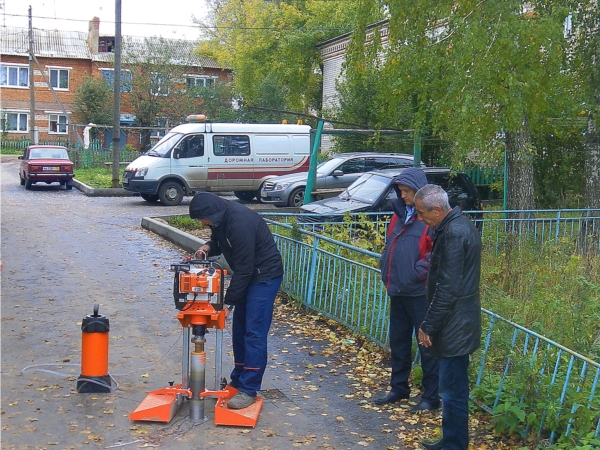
[503,149,508,213]
[304,120,324,205]
[413,129,421,167]
[182,327,190,389]
[215,329,223,390]
[112,0,122,188]
[28,7,37,144]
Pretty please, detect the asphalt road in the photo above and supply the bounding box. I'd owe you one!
[1,156,411,450]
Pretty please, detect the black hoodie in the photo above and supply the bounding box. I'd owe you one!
[189,193,284,305]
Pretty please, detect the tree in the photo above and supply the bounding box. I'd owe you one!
[568,1,600,210]
[199,0,374,117]
[344,1,579,210]
[122,37,232,151]
[72,76,113,125]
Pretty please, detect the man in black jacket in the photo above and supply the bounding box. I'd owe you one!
[190,193,284,410]
[414,185,482,450]
[376,168,439,412]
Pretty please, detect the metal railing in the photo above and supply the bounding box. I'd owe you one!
[266,218,600,445]
[475,309,600,445]
[264,209,600,255]
[68,142,139,169]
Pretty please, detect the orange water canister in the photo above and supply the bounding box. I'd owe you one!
[77,304,111,393]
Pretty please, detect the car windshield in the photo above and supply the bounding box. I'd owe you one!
[29,148,69,159]
[341,173,392,204]
[316,157,345,175]
[146,132,183,157]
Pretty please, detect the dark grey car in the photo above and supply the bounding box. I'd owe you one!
[299,167,483,221]
[260,152,424,207]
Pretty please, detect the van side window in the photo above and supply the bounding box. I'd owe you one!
[175,135,204,158]
[213,135,250,156]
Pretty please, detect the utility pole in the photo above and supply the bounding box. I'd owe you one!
[111,0,122,188]
[28,6,37,144]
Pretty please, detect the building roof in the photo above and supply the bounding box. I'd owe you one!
[0,26,222,69]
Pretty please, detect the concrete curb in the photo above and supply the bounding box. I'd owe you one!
[141,215,231,271]
[72,178,137,197]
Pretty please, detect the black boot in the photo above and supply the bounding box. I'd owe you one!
[373,391,409,406]
[421,439,443,450]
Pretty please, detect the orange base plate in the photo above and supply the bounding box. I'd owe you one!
[129,391,179,422]
[214,386,263,427]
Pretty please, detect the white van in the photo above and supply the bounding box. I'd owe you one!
[122,117,311,206]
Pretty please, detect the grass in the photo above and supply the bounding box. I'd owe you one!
[1,148,24,155]
[74,167,125,188]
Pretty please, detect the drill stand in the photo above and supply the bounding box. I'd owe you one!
[129,259,263,427]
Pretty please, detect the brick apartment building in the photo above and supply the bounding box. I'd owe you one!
[0,18,231,149]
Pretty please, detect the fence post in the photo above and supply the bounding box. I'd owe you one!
[305,236,320,307]
[555,210,562,247]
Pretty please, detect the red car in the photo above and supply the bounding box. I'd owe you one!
[19,145,74,190]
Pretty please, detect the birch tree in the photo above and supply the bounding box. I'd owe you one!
[361,0,577,210]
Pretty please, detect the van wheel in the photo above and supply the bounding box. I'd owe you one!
[141,194,159,202]
[159,181,184,206]
[288,187,305,207]
[234,191,256,202]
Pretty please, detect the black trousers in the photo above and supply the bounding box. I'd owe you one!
[388,295,439,403]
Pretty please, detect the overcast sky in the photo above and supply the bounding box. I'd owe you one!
[3,0,210,40]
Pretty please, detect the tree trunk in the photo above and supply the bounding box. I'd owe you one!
[139,130,152,153]
[505,116,536,213]
[581,115,600,253]
[585,117,600,209]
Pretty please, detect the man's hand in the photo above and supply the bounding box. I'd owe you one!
[196,245,210,258]
[418,328,432,348]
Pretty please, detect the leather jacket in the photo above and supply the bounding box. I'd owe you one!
[420,207,482,358]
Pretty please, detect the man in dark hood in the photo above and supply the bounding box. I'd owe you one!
[189,193,283,410]
[376,167,440,413]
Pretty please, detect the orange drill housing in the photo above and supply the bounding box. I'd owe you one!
[131,259,263,426]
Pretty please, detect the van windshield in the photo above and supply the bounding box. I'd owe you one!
[146,132,183,157]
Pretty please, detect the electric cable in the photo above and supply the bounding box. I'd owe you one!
[20,329,184,390]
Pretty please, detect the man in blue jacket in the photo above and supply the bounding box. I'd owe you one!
[415,184,482,450]
[190,193,284,410]
[376,167,439,413]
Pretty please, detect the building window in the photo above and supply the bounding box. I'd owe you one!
[49,68,69,90]
[1,112,28,132]
[100,69,132,92]
[150,73,169,96]
[152,117,168,138]
[0,64,29,88]
[98,38,115,53]
[49,114,68,134]
[186,75,218,88]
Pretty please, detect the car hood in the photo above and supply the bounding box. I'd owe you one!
[300,197,371,215]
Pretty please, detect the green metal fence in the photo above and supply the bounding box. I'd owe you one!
[1,137,140,168]
[270,209,600,255]
[265,213,600,446]
[465,166,504,186]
